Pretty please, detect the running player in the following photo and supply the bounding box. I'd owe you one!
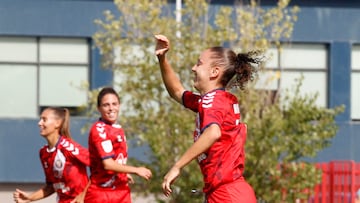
[13,107,89,203]
[84,87,152,203]
[155,34,260,203]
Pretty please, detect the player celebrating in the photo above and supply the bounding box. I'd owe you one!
[13,107,89,203]
[155,34,260,203]
[84,87,152,203]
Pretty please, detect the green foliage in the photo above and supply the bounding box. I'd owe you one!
[237,78,344,202]
[91,0,343,202]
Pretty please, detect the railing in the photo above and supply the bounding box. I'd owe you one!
[310,160,360,203]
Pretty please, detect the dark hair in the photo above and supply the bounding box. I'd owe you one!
[46,107,72,139]
[209,47,262,89]
[97,87,120,107]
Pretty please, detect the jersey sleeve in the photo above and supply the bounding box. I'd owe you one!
[182,90,201,112]
[69,141,90,166]
[200,92,225,132]
[89,122,115,160]
[62,139,90,166]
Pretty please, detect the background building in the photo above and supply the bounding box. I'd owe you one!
[0,0,359,202]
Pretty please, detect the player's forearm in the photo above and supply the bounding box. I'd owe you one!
[157,55,184,103]
[28,185,55,201]
[103,159,139,174]
[174,125,220,169]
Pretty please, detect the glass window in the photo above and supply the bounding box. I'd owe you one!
[0,64,37,118]
[261,44,328,107]
[40,38,89,64]
[0,37,89,118]
[39,65,88,107]
[0,37,37,62]
[351,45,360,120]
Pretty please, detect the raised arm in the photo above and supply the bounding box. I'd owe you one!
[155,34,185,104]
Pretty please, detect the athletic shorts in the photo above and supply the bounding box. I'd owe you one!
[206,179,256,203]
[84,184,131,203]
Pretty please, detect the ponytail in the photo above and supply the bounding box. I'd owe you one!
[232,51,262,89]
[60,108,72,139]
[209,47,262,89]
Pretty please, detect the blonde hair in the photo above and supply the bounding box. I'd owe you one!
[46,107,72,139]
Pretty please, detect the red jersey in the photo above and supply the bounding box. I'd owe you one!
[183,89,247,194]
[88,119,128,189]
[39,136,89,203]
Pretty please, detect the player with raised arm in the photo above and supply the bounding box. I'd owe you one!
[155,34,260,203]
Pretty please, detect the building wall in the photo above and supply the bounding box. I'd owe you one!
[0,0,359,185]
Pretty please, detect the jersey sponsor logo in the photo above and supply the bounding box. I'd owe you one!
[115,153,127,165]
[197,153,207,163]
[101,140,113,153]
[112,123,122,129]
[53,182,70,193]
[233,103,240,114]
[202,92,216,108]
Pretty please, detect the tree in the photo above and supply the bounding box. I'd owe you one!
[91,0,343,202]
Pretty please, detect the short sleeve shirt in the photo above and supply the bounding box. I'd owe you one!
[88,119,128,188]
[39,136,89,203]
[183,89,247,193]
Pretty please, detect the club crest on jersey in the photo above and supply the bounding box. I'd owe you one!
[55,159,63,169]
[54,149,66,178]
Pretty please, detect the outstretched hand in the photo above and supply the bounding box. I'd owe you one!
[13,189,31,203]
[162,166,180,197]
[154,34,170,56]
[136,166,152,180]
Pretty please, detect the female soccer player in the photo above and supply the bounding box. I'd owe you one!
[13,107,89,203]
[84,87,152,203]
[155,34,260,203]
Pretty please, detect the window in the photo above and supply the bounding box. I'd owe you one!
[0,37,89,118]
[351,45,360,120]
[257,43,328,107]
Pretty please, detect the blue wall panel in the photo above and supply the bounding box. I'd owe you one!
[0,118,89,182]
[312,123,360,162]
[0,0,115,37]
[292,7,360,43]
